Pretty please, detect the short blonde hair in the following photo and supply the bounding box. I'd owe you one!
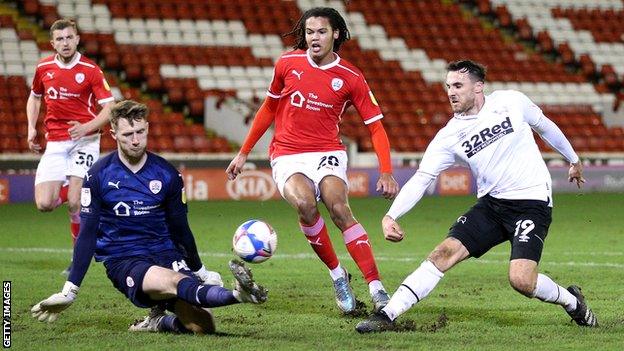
[110,100,149,129]
[49,19,78,38]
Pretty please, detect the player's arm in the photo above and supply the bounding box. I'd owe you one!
[167,213,224,286]
[166,172,224,286]
[168,213,202,271]
[383,171,437,242]
[68,100,114,141]
[367,120,399,199]
[350,73,399,198]
[226,97,278,180]
[531,116,584,187]
[26,93,42,153]
[520,92,584,187]
[383,137,455,242]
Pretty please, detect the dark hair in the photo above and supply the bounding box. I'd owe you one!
[284,7,350,52]
[110,100,148,129]
[447,60,487,82]
[49,19,78,38]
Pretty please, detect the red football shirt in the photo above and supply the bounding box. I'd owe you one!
[267,49,383,159]
[31,53,114,141]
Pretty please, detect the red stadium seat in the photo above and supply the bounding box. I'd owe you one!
[192,136,211,153]
[173,136,193,152]
[3,0,619,153]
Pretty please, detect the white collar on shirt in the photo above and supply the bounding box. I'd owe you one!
[54,52,81,69]
[306,49,341,70]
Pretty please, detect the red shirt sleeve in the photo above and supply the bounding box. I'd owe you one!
[240,98,279,154]
[267,58,285,98]
[367,120,393,173]
[350,75,383,125]
[89,68,114,104]
[31,66,43,96]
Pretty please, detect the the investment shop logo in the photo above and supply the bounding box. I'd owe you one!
[3,281,10,348]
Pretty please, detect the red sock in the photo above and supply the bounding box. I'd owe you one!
[59,184,69,203]
[343,223,380,283]
[70,211,80,246]
[53,185,69,208]
[300,215,339,270]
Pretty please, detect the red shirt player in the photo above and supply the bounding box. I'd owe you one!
[26,19,114,274]
[226,7,399,314]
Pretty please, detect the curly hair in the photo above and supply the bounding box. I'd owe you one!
[284,7,350,52]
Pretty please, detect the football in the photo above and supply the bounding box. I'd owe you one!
[232,219,278,263]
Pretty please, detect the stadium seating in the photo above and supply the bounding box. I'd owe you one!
[0,2,231,154]
[1,0,622,154]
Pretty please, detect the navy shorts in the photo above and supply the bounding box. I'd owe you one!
[448,195,552,262]
[104,250,194,308]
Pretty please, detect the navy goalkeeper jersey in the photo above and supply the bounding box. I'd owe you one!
[80,151,187,261]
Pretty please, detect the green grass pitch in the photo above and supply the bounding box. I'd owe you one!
[2,193,623,350]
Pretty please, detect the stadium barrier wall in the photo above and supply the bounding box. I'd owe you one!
[2,165,623,204]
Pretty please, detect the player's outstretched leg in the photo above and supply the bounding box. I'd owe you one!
[228,259,268,304]
[370,287,390,313]
[527,271,598,327]
[129,303,216,334]
[172,300,216,334]
[129,305,169,332]
[566,285,598,327]
[355,309,395,333]
[356,259,445,333]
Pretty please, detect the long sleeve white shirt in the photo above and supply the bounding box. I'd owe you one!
[387,90,579,220]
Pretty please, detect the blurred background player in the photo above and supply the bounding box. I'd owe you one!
[26,18,115,274]
[31,100,267,334]
[356,60,597,333]
[226,7,399,314]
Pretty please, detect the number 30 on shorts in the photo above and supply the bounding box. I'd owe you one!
[76,151,94,167]
[317,155,339,170]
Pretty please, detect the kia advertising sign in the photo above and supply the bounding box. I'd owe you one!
[225,169,278,200]
[1,166,622,204]
[181,169,279,201]
[181,168,370,201]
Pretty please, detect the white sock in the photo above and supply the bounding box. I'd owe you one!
[532,273,578,312]
[329,264,344,281]
[232,290,242,302]
[382,260,444,320]
[368,279,384,295]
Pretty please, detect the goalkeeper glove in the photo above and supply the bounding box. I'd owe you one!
[193,265,223,287]
[31,281,79,323]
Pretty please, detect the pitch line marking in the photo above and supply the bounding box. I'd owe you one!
[1,247,622,268]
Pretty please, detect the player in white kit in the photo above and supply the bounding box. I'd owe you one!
[356,60,597,332]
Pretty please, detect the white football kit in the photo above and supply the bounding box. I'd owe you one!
[388,90,579,219]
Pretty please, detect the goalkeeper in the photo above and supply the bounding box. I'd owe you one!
[31,100,268,334]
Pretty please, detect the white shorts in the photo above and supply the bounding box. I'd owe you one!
[271,150,348,200]
[35,134,100,185]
